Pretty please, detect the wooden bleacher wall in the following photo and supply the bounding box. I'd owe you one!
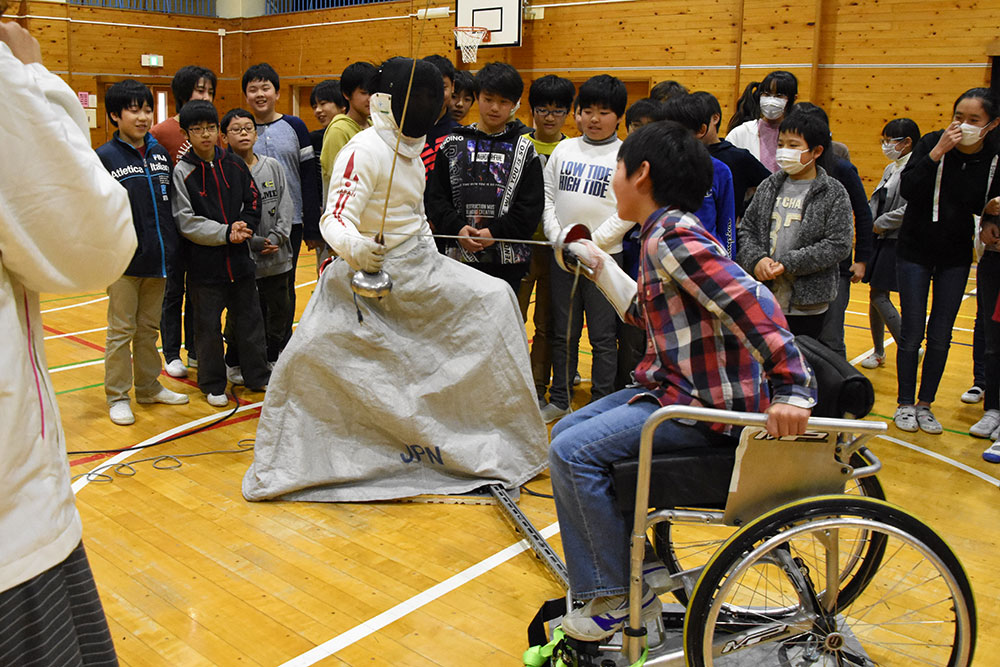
[17,0,997,189]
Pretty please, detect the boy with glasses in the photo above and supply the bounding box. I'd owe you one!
[172,101,270,406]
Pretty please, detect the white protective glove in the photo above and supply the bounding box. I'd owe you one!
[338,235,387,273]
[568,239,637,319]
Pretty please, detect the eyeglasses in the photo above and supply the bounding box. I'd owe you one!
[533,107,569,118]
[227,125,256,135]
[188,125,218,136]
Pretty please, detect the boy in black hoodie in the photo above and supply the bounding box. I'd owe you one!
[171,100,269,406]
[424,62,544,293]
[98,79,188,426]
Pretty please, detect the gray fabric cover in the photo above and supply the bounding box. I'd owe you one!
[242,238,549,502]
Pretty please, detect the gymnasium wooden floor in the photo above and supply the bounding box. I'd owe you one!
[47,255,998,666]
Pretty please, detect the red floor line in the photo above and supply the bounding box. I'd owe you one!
[43,324,106,354]
[68,408,262,468]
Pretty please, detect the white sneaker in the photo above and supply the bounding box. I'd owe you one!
[970,410,1000,439]
[573,372,582,386]
[137,387,190,405]
[207,392,229,407]
[561,587,662,641]
[540,402,571,424]
[860,352,885,369]
[961,386,984,404]
[109,401,135,425]
[226,365,244,386]
[164,359,188,378]
[893,405,917,432]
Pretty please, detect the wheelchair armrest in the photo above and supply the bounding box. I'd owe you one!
[611,448,736,514]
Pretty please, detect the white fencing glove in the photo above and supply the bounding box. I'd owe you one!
[338,235,387,273]
[568,240,637,319]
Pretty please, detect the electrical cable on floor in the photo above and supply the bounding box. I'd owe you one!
[71,438,255,484]
[66,394,243,455]
[520,485,554,499]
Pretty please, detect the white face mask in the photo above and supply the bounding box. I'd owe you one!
[881,139,904,161]
[959,122,986,146]
[775,147,812,175]
[759,95,787,121]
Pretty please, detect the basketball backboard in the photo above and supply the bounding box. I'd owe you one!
[455,0,522,48]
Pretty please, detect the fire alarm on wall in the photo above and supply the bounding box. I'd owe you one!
[141,54,164,67]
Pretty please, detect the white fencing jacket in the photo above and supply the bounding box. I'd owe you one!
[0,42,135,592]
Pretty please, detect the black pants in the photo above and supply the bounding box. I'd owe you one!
[190,278,270,394]
[473,261,529,295]
[0,542,117,666]
[225,270,294,365]
[160,262,195,362]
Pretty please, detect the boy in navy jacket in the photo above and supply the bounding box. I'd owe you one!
[171,100,270,405]
[97,80,188,426]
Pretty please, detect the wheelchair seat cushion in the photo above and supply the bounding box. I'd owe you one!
[611,447,737,513]
[793,335,874,418]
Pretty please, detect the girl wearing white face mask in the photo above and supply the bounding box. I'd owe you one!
[859,118,920,370]
[736,111,854,339]
[893,88,1000,437]
[725,70,798,174]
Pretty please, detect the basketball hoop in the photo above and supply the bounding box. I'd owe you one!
[453,26,490,63]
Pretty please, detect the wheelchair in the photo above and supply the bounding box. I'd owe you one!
[511,340,975,666]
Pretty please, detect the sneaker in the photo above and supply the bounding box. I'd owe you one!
[538,397,548,410]
[983,441,1000,463]
[893,405,917,432]
[561,587,662,641]
[188,356,198,369]
[860,352,885,369]
[164,358,188,378]
[207,392,229,407]
[226,365,244,386]
[573,372,582,386]
[915,406,943,435]
[137,387,190,405]
[540,402,571,424]
[109,401,135,425]
[961,385,984,404]
[970,409,1000,439]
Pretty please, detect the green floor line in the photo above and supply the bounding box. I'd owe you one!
[57,382,104,396]
[40,291,107,304]
[871,411,968,437]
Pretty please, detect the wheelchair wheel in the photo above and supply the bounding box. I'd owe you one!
[653,452,884,605]
[682,495,976,666]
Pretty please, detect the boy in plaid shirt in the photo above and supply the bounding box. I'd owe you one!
[547,121,817,641]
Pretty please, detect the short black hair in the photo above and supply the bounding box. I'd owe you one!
[221,108,254,134]
[475,62,523,102]
[179,100,219,131]
[171,65,216,114]
[528,74,575,110]
[618,120,713,213]
[759,70,798,106]
[649,80,688,102]
[422,54,456,85]
[341,61,377,97]
[311,80,345,108]
[242,63,280,94]
[105,79,154,127]
[661,93,713,134]
[625,98,664,128]
[576,74,627,117]
[882,117,921,145]
[452,69,477,97]
[779,109,831,153]
[692,91,722,131]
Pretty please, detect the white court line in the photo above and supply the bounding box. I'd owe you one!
[71,401,263,494]
[877,434,1000,487]
[45,326,107,340]
[278,522,561,667]
[41,296,108,313]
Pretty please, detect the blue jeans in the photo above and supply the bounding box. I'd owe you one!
[895,257,970,405]
[549,388,736,599]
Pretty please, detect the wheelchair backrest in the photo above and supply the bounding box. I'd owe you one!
[794,335,875,419]
[722,425,853,526]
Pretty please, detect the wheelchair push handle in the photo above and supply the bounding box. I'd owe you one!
[639,404,888,436]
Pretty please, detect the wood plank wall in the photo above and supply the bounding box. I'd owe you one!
[15,0,998,188]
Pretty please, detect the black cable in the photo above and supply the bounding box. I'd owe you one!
[521,485,554,499]
[65,396,243,455]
